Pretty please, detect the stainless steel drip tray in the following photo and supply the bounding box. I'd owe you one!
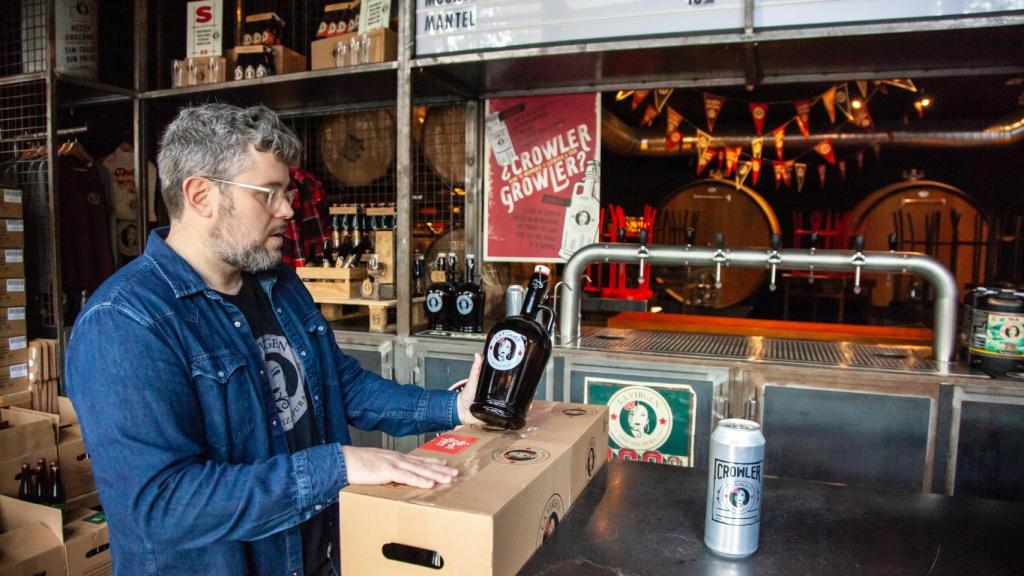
[573,328,936,372]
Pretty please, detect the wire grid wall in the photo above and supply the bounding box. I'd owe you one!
[285,106,398,208]
[413,104,467,259]
[0,80,56,332]
[0,0,48,77]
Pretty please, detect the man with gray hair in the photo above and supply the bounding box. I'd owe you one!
[66,104,483,575]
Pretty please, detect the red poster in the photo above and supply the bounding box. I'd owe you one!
[484,93,601,262]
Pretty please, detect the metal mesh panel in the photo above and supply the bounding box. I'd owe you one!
[413,104,467,259]
[0,80,55,332]
[0,0,48,77]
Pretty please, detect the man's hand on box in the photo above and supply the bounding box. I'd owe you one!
[456,353,484,426]
[341,446,458,489]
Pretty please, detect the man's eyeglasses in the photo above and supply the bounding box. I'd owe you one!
[203,176,296,210]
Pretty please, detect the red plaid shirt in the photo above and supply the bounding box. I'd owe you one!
[282,167,329,268]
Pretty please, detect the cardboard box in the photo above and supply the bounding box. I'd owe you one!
[0,306,26,338]
[0,362,29,393]
[0,495,65,576]
[0,335,27,367]
[0,408,58,498]
[0,248,24,278]
[0,278,26,307]
[0,219,24,248]
[171,56,227,87]
[227,44,307,78]
[340,401,608,576]
[59,396,78,428]
[311,28,397,70]
[0,497,112,576]
[58,425,95,500]
[0,189,23,219]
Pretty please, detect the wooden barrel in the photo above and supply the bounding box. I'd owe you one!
[422,105,466,184]
[320,109,395,187]
[848,179,988,307]
[654,178,781,309]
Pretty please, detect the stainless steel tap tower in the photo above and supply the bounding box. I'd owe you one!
[558,237,959,367]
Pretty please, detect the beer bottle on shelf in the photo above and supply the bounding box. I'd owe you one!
[412,250,426,297]
[33,459,48,503]
[329,215,343,265]
[471,265,554,430]
[453,254,485,333]
[48,462,65,509]
[18,463,35,502]
[424,254,453,331]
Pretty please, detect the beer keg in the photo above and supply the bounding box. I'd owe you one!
[848,179,988,307]
[320,109,395,187]
[422,105,466,184]
[654,178,781,309]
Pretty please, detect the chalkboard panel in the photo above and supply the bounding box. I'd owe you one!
[955,400,1024,502]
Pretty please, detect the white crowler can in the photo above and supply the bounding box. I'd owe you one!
[704,418,765,558]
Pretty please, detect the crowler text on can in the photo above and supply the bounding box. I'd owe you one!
[704,419,766,559]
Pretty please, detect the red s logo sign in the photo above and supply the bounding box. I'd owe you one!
[195,5,212,23]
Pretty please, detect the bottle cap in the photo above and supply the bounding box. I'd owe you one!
[534,265,551,276]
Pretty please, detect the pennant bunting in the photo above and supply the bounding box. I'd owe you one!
[615,90,634,101]
[822,86,838,124]
[717,149,725,171]
[695,130,714,175]
[631,90,650,110]
[641,104,659,126]
[795,163,807,192]
[749,102,768,135]
[751,158,762,186]
[736,161,752,189]
[818,164,827,187]
[856,80,869,98]
[884,78,918,92]
[773,125,786,160]
[666,107,683,150]
[814,139,836,165]
[696,149,715,175]
[835,83,853,121]
[773,161,787,190]
[874,81,889,96]
[703,93,725,133]
[653,89,674,114]
[838,159,847,182]
[751,136,764,160]
[852,104,875,131]
[725,146,741,176]
[794,100,812,138]
[783,161,794,187]
[667,130,683,150]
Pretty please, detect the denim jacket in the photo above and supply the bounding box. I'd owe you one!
[66,229,460,576]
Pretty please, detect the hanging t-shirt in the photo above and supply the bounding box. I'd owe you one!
[58,156,114,299]
[100,146,158,261]
[219,274,329,574]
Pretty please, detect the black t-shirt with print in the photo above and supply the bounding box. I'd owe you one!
[220,273,329,575]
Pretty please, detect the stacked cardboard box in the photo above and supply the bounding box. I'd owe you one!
[0,496,112,576]
[0,407,58,499]
[341,401,609,576]
[27,339,60,415]
[0,189,27,401]
[6,398,97,502]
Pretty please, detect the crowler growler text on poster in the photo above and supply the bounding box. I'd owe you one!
[484,93,601,262]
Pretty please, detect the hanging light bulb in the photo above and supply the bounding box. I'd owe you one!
[919,97,932,108]
[851,99,864,110]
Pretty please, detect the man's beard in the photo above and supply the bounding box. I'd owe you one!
[211,194,283,273]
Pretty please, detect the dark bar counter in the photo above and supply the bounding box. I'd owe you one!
[519,461,1024,576]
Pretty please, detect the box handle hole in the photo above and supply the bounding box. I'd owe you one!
[382,543,444,569]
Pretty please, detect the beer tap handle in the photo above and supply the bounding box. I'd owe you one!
[852,235,865,294]
[888,233,898,252]
[768,233,782,292]
[684,227,695,247]
[713,232,726,289]
[808,231,819,284]
[639,229,648,246]
[617,228,626,243]
[637,230,650,285]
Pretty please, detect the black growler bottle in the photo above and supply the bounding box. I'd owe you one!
[424,254,453,331]
[18,463,35,502]
[33,459,48,503]
[48,462,66,509]
[471,265,553,430]
[454,254,485,333]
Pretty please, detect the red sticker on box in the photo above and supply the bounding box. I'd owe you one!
[420,434,479,455]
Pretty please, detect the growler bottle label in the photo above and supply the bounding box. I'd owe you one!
[558,192,600,260]
[456,294,474,316]
[426,292,444,313]
[487,330,527,370]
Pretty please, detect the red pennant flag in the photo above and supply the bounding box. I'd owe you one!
[783,161,794,187]
[631,90,650,110]
[653,89,674,114]
[736,161,752,189]
[835,83,853,121]
[725,146,741,176]
[818,164,827,187]
[703,93,725,133]
[641,104,659,126]
[773,161,787,190]
[838,159,847,182]
[794,100,812,138]
[822,86,838,124]
[795,163,807,192]
[853,104,875,131]
[884,79,918,92]
[666,107,683,150]
[749,102,768,136]
[751,158,762,185]
[814,139,836,165]
[717,149,725,171]
[696,149,715,175]
[666,130,683,150]
[773,125,786,160]
[856,80,869,98]
[751,137,764,160]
